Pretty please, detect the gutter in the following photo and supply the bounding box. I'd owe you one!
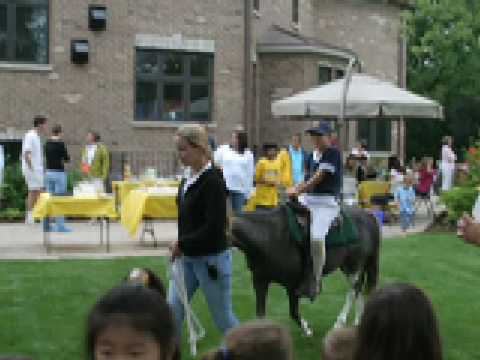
[244,0,253,134]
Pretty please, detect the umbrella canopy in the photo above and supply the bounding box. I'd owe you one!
[271,74,444,119]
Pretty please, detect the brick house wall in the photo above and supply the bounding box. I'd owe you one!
[0,0,246,174]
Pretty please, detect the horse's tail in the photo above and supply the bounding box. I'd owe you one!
[364,212,381,293]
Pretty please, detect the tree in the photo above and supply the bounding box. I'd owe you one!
[406,0,480,161]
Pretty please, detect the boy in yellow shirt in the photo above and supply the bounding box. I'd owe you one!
[255,144,281,208]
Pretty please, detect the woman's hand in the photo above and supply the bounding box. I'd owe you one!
[169,241,182,262]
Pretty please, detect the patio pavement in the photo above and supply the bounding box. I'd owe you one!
[0,204,436,260]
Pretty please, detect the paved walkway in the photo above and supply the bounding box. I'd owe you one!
[0,205,435,260]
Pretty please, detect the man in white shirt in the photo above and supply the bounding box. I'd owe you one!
[22,115,48,224]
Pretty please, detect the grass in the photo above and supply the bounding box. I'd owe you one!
[1,233,480,360]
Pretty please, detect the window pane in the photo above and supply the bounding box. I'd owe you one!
[136,82,158,120]
[254,0,260,11]
[15,6,48,63]
[164,54,183,75]
[191,85,209,122]
[318,66,331,85]
[357,119,391,151]
[136,51,158,74]
[292,0,299,23]
[0,5,6,60]
[191,54,209,77]
[163,84,184,121]
[335,69,345,79]
[375,120,391,152]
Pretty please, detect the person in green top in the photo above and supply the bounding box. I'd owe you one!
[81,131,110,182]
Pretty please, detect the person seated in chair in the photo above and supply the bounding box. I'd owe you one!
[287,122,342,294]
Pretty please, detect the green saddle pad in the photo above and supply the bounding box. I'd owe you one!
[286,206,359,249]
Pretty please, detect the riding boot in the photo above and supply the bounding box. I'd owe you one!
[311,239,326,294]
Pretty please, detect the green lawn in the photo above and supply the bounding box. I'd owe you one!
[1,234,479,360]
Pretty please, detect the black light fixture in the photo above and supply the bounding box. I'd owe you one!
[71,40,89,64]
[89,5,107,31]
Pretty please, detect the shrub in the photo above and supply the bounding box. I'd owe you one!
[441,140,480,222]
[1,163,27,212]
[67,170,83,192]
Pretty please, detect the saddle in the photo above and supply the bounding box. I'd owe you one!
[285,201,359,301]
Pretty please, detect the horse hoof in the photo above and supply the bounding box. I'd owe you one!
[301,319,313,337]
[334,319,347,329]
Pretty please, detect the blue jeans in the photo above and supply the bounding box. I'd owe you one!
[229,191,246,215]
[44,171,68,230]
[167,249,239,336]
[400,211,414,231]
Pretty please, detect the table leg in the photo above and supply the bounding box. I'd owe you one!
[106,218,110,253]
[100,218,104,246]
[43,217,50,254]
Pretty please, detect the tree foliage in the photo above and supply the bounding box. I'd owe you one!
[406,0,480,161]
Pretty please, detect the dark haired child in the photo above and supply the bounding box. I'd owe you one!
[87,285,180,360]
[355,283,443,360]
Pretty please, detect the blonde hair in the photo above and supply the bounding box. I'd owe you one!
[201,320,293,360]
[176,124,211,158]
[322,327,357,360]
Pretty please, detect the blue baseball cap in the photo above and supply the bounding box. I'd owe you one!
[306,122,333,136]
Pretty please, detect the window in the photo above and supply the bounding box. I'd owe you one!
[292,0,299,24]
[318,66,332,85]
[357,119,391,152]
[318,65,345,85]
[135,50,213,122]
[253,0,260,11]
[0,0,49,63]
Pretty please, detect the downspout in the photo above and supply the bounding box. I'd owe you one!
[398,14,407,161]
[244,0,253,138]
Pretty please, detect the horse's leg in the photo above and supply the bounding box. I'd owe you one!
[354,291,365,326]
[288,290,313,337]
[334,273,359,328]
[253,276,268,318]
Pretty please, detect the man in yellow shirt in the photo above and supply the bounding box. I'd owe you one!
[255,144,281,208]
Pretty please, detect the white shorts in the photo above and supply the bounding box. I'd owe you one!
[23,168,44,190]
[299,194,340,241]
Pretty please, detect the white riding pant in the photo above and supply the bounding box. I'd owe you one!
[299,194,340,281]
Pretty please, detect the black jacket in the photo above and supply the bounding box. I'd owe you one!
[177,166,228,256]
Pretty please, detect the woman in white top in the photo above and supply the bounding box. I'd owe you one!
[214,131,254,215]
[440,136,456,191]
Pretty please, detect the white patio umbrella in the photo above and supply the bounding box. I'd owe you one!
[271,73,444,119]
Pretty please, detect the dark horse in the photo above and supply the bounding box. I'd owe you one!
[231,203,380,336]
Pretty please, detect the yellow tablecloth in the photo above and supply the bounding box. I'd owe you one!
[358,181,390,208]
[33,193,118,219]
[112,180,180,205]
[121,189,178,237]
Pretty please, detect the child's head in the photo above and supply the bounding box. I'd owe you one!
[404,174,415,187]
[355,283,442,360]
[201,320,293,360]
[322,327,357,360]
[263,144,278,160]
[87,285,179,360]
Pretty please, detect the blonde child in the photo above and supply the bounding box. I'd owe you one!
[321,327,357,360]
[201,320,293,360]
[395,174,416,233]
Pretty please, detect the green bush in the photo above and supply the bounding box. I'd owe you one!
[67,170,84,192]
[441,186,478,222]
[0,207,25,220]
[1,163,27,212]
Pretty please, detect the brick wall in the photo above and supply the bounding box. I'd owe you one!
[0,0,246,171]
